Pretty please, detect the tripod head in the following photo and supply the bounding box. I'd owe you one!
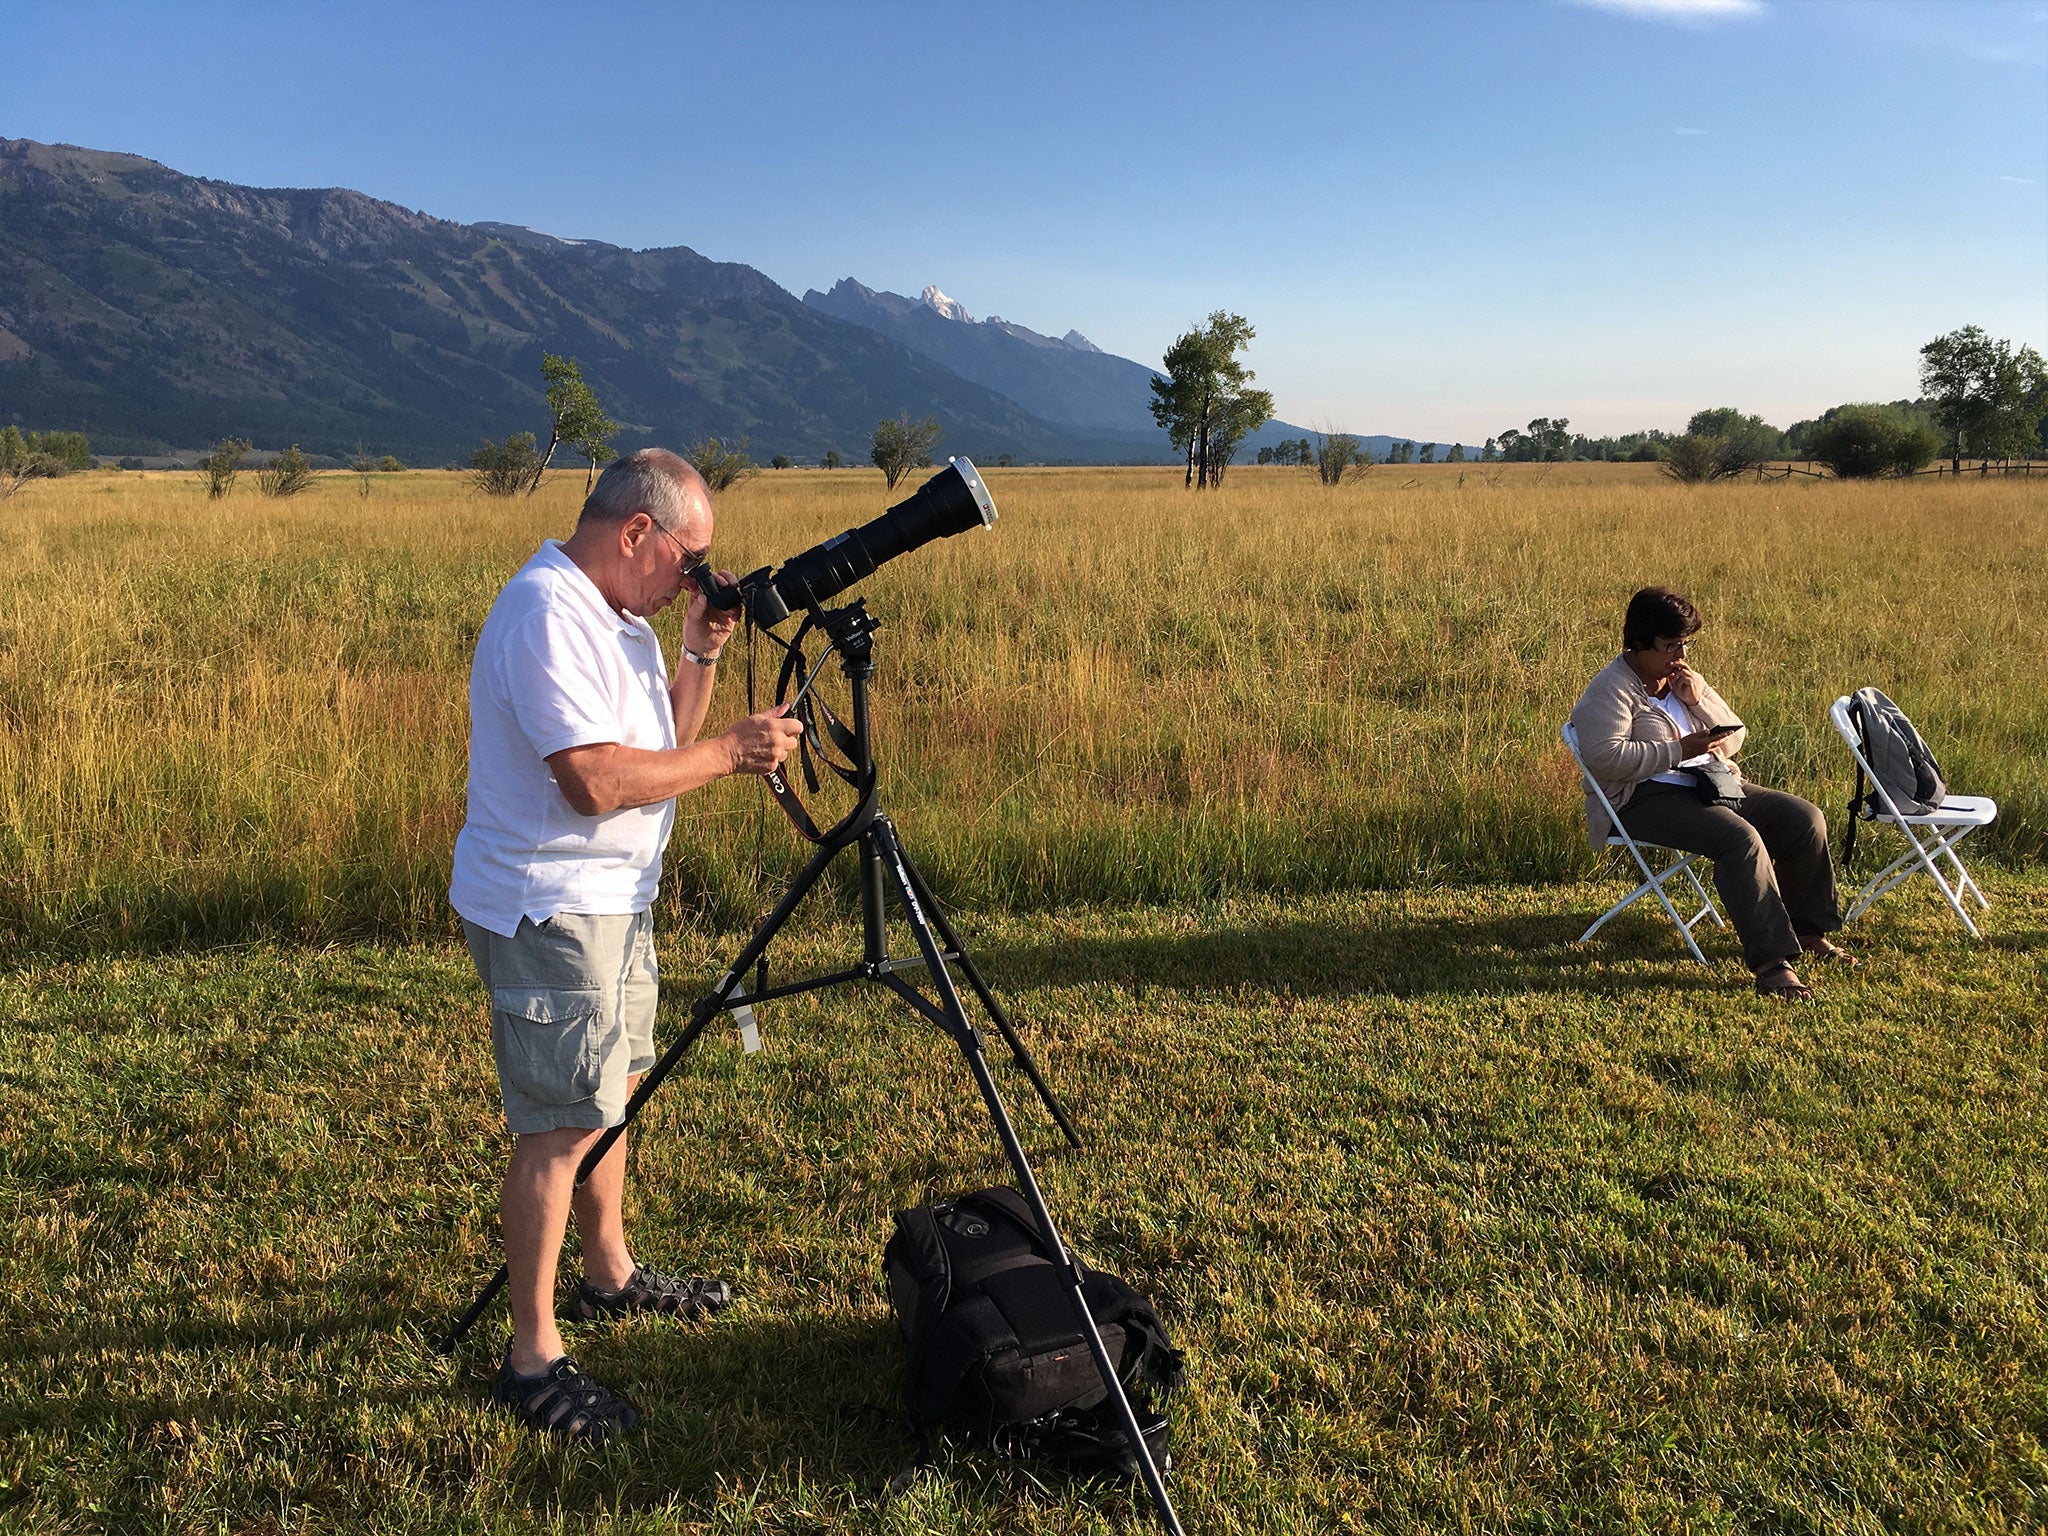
[813,597,881,673]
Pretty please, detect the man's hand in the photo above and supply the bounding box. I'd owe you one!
[681,568,741,657]
[720,707,805,776]
[547,708,803,815]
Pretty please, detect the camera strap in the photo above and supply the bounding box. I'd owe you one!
[754,613,870,846]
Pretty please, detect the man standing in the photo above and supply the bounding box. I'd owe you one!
[451,448,803,1440]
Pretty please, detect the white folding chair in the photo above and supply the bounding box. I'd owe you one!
[1829,696,1997,938]
[1562,722,1725,963]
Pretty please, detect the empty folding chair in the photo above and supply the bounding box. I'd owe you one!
[1829,696,1997,938]
[1562,722,1725,963]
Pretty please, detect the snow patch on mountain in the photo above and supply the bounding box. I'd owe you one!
[921,285,973,322]
[918,285,1103,354]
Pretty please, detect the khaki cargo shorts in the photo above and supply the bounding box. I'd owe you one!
[462,911,659,1135]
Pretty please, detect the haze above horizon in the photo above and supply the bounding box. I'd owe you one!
[9,0,2045,443]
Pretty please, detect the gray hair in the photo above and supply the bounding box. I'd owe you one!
[578,448,709,531]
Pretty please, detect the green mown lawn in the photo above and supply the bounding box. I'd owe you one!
[4,877,2044,1533]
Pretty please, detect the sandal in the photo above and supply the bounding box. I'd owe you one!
[1799,937,1859,968]
[1754,959,1813,1001]
[492,1352,641,1442]
[569,1265,732,1324]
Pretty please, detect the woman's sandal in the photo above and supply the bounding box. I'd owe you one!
[492,1353,642,1441]
[1799,937,1859,968]
[1754,959,1814,1001]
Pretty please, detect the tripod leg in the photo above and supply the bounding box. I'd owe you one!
[892,836,1084,1150]
[437,835,847,1355]
[859,838,889,965]
[869,820,1185,1536]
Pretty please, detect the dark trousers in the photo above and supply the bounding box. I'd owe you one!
[1617,781,1843,971]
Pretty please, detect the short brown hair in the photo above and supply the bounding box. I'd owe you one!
[1623,587,1701,651]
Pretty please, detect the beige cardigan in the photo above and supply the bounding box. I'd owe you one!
[1567,654,1748,846]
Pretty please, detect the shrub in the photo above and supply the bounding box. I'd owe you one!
[50,432,93,471]
[258,444,316,498]
[349,443,378,498]
[1685,408,1781,477]
[1663,414,1785,483]
[199,438,252,500]
[1809,404,1942,479]
[1661,434,1724,483]
[1309,426,1369,486]
[1,426,57,499]
[378,456,404,473]
[770,454,793,470]
[1,427,97,497]
[687,437,758,493]
[470,434,539,496]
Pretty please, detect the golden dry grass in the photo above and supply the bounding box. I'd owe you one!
[0,462,2041,944]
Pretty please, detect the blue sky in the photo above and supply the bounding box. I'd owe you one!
[8,0,2045,442]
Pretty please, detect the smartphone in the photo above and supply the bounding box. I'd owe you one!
[1707,722,1742,739]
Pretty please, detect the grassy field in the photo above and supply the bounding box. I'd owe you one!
[0,463,2043,946]
[3,879,2044,1533]
[2,464,2044,1531]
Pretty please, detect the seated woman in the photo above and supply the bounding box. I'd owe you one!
[1569,586,1850,999]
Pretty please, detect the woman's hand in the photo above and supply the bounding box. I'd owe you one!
[1667,660,1703,705]
[1678,727,1718,758]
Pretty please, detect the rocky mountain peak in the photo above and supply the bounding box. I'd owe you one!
[921,285,974,323]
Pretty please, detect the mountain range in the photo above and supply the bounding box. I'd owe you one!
[0,137,1337,467]
[803,278,1165,441]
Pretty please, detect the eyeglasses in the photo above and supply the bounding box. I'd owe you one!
[1652,637,1698,655]
[650,518,708,567]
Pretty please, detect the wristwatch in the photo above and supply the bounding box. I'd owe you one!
[681,644,723,668]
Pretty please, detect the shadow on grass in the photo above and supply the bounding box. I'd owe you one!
[550,1312,921,1501]
[12,1301,925,1505]
[0,1303,416,1381]
[0,873,457,963]
[489,1310,1157,1524]
[968,906,1730,1003]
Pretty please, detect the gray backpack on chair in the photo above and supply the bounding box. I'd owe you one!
[1843,687,1947,868]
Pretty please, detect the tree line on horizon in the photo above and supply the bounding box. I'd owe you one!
[1135,319,2046,491]
[1449,325,2047,482]
[5,323,2042,497]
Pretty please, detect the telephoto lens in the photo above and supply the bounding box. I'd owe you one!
[763,456,998,623]
[694,458,998,627]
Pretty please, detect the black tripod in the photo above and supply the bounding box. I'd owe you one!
[438,598,1185,1535]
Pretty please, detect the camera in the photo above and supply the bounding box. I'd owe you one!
[690,457,998,628]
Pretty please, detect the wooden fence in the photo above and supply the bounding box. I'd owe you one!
[1749,460,2046,482]
[1907,460,2046,478]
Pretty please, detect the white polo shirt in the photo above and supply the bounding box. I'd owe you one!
[450,541,678,937]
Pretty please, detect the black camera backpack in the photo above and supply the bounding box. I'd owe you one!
[883,1187,1184,1476]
